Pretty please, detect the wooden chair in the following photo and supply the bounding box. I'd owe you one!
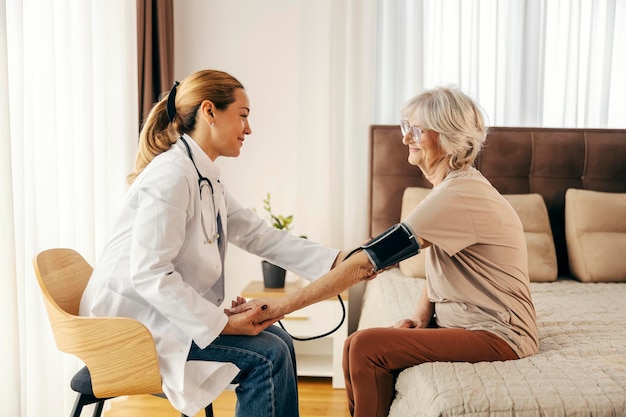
[33,248,214,417]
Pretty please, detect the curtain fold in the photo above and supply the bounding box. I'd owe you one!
[137,0,174,128]
[0,0,20,415]
[2,1,138,416]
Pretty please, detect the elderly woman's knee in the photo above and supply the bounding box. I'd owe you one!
[345,329,384,358]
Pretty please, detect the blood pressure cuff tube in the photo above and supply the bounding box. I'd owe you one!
[361,223,421,271]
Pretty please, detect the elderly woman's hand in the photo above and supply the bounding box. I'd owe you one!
[225,297,285,324]
[221,304,284,336]
[393,319,417,328]
[393,318,428,329]
[226,296,248,314]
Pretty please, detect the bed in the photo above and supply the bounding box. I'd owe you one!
[357,125,626,416]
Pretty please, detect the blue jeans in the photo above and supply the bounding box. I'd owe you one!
[187,325,299,417]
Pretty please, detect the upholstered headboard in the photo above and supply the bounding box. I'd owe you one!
[368,125,626,277]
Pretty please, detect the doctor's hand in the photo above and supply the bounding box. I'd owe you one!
[220,304,284,336]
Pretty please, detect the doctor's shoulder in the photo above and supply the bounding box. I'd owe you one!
[126,152,196,206]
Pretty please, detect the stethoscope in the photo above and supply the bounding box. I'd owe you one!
[179,135,220,245]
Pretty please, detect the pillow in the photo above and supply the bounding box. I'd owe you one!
[565,189,626,282]
[503,194,558,282]
[398,187,431,278]
[398,188,558,282]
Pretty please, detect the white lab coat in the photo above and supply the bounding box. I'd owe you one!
[79,134,339,416]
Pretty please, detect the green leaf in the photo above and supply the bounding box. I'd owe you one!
[263,192,294,231]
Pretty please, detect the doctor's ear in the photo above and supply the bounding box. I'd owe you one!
[199,100,216,124]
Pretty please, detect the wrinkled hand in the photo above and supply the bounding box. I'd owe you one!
[392,318,426,329]
[364,267,383,281]
[225,297,282,324]
[221,304,284,336]
[224,296,247,316]
[225,297,263,315]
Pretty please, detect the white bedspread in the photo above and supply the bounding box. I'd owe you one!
[357,268,626,417]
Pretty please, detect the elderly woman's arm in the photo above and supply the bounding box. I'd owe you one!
[393,237,434,329]
[394,284,434,328]
[228,251,376,322]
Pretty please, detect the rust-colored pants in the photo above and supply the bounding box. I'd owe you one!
[342,327,519,417]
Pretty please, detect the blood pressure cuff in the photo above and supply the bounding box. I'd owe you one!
[361,223,420,271]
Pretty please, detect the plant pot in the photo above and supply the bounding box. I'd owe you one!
[262,260,286,289]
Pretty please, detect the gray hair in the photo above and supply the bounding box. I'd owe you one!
[401,86,489,170]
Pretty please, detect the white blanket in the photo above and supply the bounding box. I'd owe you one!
[357,269,626,417]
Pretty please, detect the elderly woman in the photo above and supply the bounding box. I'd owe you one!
[231,86,538,417]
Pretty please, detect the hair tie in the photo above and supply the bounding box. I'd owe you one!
[166,81,180,123]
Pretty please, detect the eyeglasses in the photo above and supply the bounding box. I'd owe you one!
[401,120,424,142]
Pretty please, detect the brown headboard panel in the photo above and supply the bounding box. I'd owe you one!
[369,125,626,277]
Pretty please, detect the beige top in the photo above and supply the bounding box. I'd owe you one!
[404,167,539,357]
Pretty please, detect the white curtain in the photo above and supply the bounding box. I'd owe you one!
[328,0,378,249]
[375,0,626,128]
[1,1,138,416]
[328,0,378,331]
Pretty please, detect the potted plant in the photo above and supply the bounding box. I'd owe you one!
[261,193,293,288]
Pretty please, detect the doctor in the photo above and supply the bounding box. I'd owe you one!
[80,69,344,417]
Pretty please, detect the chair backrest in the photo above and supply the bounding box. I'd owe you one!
[33,248,163,397]
[34,248,93,316]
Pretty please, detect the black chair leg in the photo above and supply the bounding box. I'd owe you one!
[70,394,85,417]
[70,393,107,417]
[92,400,106,417]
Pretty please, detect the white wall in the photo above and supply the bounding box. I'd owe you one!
[173,1,346,312]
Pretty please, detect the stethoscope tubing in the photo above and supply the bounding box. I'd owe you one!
[179,135,220,244]
[277,247,360,341]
